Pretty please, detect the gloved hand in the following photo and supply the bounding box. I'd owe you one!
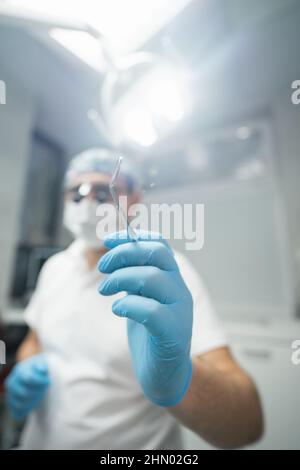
[98,230,193,407]
[5,353,51,421]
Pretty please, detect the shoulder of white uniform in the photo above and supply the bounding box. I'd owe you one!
[174,249,192,269]
[173,249,207,297]
[37,247,70,279]
[173,250,197,280]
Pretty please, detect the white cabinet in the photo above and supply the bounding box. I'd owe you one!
[232,338,300,449]
[183,322,300,450]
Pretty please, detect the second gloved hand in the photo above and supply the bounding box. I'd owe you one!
[5,353,51,421]
[98,230,193,407]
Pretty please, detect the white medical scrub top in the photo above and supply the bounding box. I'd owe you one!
[21,240,227,450]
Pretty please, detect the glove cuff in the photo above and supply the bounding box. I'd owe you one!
[147,358,193,408]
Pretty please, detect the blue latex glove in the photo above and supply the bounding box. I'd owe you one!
[5,354,50,421]
[98,230,193,407]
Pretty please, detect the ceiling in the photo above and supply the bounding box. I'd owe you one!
[0,0,299,157]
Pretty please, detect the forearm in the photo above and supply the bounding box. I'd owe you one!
[16,330,42,362]
[169,349,264,449]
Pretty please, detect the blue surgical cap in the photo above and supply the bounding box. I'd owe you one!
[64,148,140,193]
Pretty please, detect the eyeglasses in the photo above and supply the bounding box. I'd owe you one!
[66,183,113,204]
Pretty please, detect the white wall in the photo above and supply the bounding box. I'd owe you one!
[183,321,300,450]
[0,70,34,315]
[272,87,300,309]
[145,164,294,323]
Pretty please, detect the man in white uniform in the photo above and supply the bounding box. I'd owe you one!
[5,149,263,450]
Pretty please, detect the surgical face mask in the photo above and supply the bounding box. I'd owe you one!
[63,199,117,249]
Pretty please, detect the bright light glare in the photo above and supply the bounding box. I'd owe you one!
[107,64,188,147]
[6,0,191,55]
[123,108,158,147]
[145,74,185,122]
[50,29,102,69]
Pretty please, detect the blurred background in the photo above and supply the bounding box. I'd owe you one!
[0,0,300,450]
